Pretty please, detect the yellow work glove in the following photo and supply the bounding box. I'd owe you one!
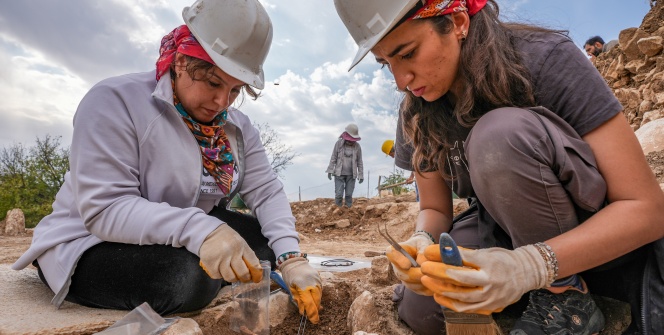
[420,244,550,314]
[280,257,323,324]
[385,231,434,295]
[199,224,263,283]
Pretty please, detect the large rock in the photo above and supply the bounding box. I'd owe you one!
[0,265,126,334]
[636,117,664,155]
[637,35,664,57]
[4,209,25,236]
[369,256,398,286]
[347,291,379,334]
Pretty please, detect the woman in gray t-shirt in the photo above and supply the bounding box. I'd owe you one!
[335,0,664,334]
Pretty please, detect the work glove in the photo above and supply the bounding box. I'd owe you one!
[358,178,364,184]
[420,244,550,314]
[385,231,435,295]
[199,224,263,283]
[328,173,332,180]
[280,257,323,324]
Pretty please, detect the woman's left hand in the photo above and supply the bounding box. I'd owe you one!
[280,257,323,324]
[420,244,550,314]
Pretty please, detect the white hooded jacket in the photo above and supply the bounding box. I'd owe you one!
[12,70,300,307]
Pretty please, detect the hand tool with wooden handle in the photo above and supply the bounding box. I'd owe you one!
[439,233,501,335]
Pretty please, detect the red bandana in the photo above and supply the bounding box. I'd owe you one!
[155,25,214,81]
[409,0,487,20]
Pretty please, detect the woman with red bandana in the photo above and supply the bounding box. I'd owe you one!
[12,0,322,323]
[335,1,664,334]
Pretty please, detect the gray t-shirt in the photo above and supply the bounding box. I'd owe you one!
[341,144,354,176]
[394,29,623,198]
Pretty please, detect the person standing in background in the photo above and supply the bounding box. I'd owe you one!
[326,123,364,207]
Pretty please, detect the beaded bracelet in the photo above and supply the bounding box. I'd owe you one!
[277,251,308,267]
[534,242,559,286]
[413,230,436,243]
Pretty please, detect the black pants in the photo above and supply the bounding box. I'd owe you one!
[36,207,275,316]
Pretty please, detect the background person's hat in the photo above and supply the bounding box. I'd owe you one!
[345,123,360,139]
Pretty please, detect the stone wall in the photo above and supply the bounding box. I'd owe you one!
[594,1,664,131]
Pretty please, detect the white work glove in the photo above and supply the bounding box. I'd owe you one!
[420,244,550,314]
[385,232,435,295]
[280,257,323,324]
[199,224,263,283]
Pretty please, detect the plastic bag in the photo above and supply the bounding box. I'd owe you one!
[93,302,174,335]
[229,260,271,335]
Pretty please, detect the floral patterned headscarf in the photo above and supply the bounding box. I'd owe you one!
[408,0,487,20]
[155,25,214,81]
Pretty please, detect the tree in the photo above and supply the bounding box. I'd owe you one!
[253,122,299,177]
[0,135,69,227]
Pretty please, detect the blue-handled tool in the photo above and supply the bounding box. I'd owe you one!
[270,271,298,308]
[439,232,463,267]
[438,233,499,335]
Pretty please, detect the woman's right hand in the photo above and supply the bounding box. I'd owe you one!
[385,232,435,295]
[199,224,263,283]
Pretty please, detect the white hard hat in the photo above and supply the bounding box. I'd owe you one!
[182,0,273,89]
[345,123,360,138]
[334,0,423,71]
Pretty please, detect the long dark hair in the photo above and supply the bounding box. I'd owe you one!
[401,0,563,176]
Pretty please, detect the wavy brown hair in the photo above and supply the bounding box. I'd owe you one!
[171,55,260,102]
[401,0,563,176]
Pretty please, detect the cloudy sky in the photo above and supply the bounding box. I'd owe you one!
[0,0,653,201]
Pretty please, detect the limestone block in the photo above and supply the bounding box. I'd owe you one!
[635,118,664,155]
[347,291,378,334]
[604,58,620,80]
[614,88,642,108]
[619,27,639,49]
[268,291,297,327]
[626,29,651,61]
[642,110,664,126]
[625,59,645,74]
[335,219,351,228]
[0,265,126,334]
[638,36,664,57]
[639,100,654,114]
[369,256,398,286]
[4,208,25,236]
[321,220,335,227]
